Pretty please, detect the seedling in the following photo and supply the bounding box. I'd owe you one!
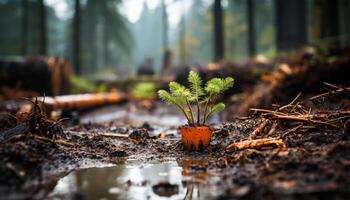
[158,70,234,150]
[158,70,234,126]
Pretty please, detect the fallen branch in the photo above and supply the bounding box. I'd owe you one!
[267,122,278,136]
[272,114,339,128]
[100,132,129,138]
[66,130,128,138]
[34,135,77,147]
[250,119,270,139]
[278,92,302,112]
[226,137,286,152]
[281,124,303,138]
[250,108,287,116]
[251,107,340,128]
[38,91,126,111]
[309,86,350,101]
[324,82,350,92]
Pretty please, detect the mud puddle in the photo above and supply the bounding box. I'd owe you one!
[49,159,219,200]
[77,104,220,138]
[78,105,186,126]
[78,104,220,127]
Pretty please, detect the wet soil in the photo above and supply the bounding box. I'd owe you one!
[1,97,350,199]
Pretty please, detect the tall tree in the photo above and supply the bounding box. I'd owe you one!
[73,0,81,74]
[225,0,248,60]
[246,0,256,57]
[314,0,339,44]
[275,0,307,51]
[81,0,132,73]
[38,0,47,55]
[179,15,186,65]
[213,0,224,61]
[161,0,170,73]
[161,0,168,50]
[338,0,350,46]
[21,0,28,55]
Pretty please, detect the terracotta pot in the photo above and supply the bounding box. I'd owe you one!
[180,126,212,151]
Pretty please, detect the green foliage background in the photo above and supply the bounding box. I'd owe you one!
[0,0,277,75]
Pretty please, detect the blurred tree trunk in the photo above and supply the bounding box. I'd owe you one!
[103,22,110,68]
[161,0,168,50]
[73,0,81,75]
[161,0,170,74]
[86,0,97,73]
[21,0,28,55]
[179,16,186,65]
[321,0,339,38]
[246,0,256,57]
[312,0,321,43]
[320,0,339,42]
[338,0,350,46]
[38,0,46,55]
[213,0,224,62]
[312,0,341,46]
[275,0,307,51]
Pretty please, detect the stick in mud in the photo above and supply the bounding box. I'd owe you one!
[226,137,286,152]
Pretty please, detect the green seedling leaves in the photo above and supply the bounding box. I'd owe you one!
[205,77,234,95]
[158,70,234,126]
[188,70,204,101]
[209,102,225,115]
[169,82,191,98]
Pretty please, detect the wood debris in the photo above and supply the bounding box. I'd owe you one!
[0,56,71,96]
[233,51,350,116]
[226,137,286,152]
[250,119,270,139]
[16,91,126,120]
[227,83,350,152]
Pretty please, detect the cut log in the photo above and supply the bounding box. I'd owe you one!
[37,91,126,111]
[0,56,71,96]
[16,91,126,120]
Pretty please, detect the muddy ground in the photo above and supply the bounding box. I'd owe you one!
[1,91,350,199]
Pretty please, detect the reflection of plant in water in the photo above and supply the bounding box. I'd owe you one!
[158,70,234,126]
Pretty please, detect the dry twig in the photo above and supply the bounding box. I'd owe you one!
[309,86,350,101]
[250,119,270,139]
[226,137,286,152]
[65,131,128,138]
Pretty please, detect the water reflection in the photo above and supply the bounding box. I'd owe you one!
[51,161,206,200]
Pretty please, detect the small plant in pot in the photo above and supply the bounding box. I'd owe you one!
[158,70,234,151]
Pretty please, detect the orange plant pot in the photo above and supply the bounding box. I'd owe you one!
[180,126,212,151]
